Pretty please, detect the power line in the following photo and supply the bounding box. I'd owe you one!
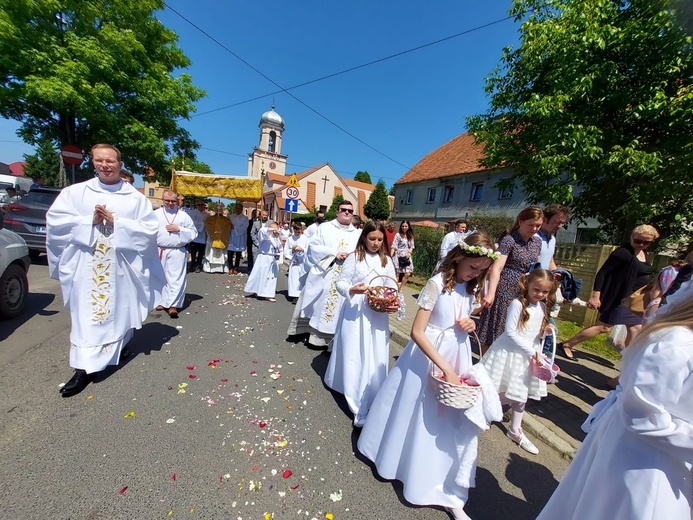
[190,15,514,118]
[164,2,413,172]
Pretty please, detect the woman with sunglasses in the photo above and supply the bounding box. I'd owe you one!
[557,224,659,361]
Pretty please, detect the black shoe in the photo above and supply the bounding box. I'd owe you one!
[557,342,577,361]
[59,370,96,398]
[195,266,201,273]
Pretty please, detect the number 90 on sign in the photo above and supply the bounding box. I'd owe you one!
[286,186,299,199]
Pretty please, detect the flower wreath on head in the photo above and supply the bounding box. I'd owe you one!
[458,241,500,260]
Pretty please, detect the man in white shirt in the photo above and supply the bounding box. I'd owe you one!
[187,200,209,273]
[46,144,165,397]
[303,210,325,240]
[154,189,198,318]
[287,201,360,347]
[227,203,249,274]
[440,219,471,260]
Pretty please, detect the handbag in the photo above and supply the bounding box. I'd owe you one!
[398,256,410,269]
[622,286,647,316]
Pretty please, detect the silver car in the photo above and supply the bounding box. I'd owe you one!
[3,187,61,260]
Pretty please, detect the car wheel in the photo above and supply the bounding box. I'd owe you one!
[0,264,29,319]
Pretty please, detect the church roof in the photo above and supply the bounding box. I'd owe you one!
[260,107,285,128]
[394,132,488,185]
[343,178,375,190]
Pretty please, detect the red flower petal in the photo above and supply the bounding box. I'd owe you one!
[119,486,128,495]
[250,371,257,376]
[189,374,196,379]
[213,359,221,363]
[259,421,266,428]
[290,484,299,490]
[282,470,292,479]
[186,365,196,370]
[171,474,176,481]
[221,378,228,383]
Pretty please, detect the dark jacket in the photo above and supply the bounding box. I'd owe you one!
[554,268,582,301]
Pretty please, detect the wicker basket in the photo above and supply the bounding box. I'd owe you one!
[429,331,482,409]
[366,275,400,313]
[429,373,481,409]
[530,330,560,382]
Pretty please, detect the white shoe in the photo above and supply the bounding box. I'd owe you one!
[353,414,367,428]
[570,297,588,307]
[445,506,472,520]
[507,430,539,455]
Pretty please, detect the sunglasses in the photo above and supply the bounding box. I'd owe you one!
[632,238,653,246]
[338,208,354,214]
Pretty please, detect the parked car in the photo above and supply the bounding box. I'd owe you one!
[0,217,30,319]
[3,187,61,260]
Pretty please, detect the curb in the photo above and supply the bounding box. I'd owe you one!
[388,328,578,460]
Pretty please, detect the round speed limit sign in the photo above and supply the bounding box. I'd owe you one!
[286,186,299,199]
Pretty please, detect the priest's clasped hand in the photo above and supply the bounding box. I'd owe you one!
[165,223,180,233]
[93,204,114,225]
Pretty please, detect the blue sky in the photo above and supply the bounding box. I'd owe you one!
[0,1,519,188]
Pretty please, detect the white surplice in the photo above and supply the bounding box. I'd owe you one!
[440,230,472,260]
[284,234,308,298]
[154,207,198,309]
[46,178,165,373]
[537,326,693,520]
[188,207,209,245]
[244,228,282,298]
[287,220,360,345]
[227,213,249,252]
[324,252,397,419]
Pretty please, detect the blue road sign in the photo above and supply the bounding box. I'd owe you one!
[284,199,298,212]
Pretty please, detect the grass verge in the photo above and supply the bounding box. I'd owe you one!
[555,319,622,362]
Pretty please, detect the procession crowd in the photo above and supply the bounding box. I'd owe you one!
[45,145,692,520]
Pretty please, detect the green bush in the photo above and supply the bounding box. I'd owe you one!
[290,212,316,226]
[467,212,515,242]
[411,226,444,277]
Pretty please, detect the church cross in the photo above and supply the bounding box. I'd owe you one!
[321,175,330,193]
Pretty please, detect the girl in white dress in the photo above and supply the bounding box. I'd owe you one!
[284,223,308,301]
[244,222,282,302]
[482,269,557,455]
[357,232,500,520]
[537,268,693,520]
[324,221,399,427]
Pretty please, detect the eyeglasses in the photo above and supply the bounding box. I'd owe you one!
[338,208,354,214]
[632,238,653,246]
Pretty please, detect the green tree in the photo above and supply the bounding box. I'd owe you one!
[170,155,213,175]
[467,0,693,244]
[0,0,205,178]
[325,194,345,220]
[353,170,372,184]
[363,179,392,222]
[23,138,61,186]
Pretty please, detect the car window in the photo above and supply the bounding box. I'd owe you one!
[18,191,59,206]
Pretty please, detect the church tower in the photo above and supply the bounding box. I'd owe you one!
[248,106,288,178]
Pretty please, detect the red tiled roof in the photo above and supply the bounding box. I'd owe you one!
[8,161,27,176]
[267,173,287,184]
[394,132,487,185]
[343,178,375,190]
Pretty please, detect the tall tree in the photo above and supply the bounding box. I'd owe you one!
[0,0,205,177]
[363,180,392,222]
[170,154,213,175]
[353,170,372,184]
[23,138,61,186]
[467,0,693,244]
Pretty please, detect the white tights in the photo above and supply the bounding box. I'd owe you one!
[500,395,526,436]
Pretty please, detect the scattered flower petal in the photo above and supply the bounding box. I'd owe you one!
[123,411,136,419]
[260,397,271,403]
[186,365,196,370]
[119,486,128,495]
[282,470,292,479]
[189,374,197,379]
[166,418,176,424]
[329,490,343,502]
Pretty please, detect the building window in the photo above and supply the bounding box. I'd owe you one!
[498,186,513,200]
[426,188,437,204]
[443,185,454,203]
[470,183,483,201]
[405,190,413,205]
[268,131,276,153]
[148,188,155,197]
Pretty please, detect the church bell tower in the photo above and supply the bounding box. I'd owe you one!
[248,106,288,178]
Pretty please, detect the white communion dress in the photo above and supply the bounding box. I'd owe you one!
[537,326,693,520]
[357,273,496,509]
[482,299,548,402]
[323,252,397,420]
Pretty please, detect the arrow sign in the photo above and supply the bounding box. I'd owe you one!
[286,174,300,188]
[286,186,299,199]
[284,199,298,212]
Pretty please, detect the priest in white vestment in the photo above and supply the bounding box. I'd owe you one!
[154,189,198,318]
[46,144,165,398]
[287,201,360,347]
[244,221,282,301]
[284,223,309,301]
[227,203,249,274]
[440,219,472,260]
[187,200,209,273]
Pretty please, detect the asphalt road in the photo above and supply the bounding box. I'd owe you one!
[0,259,568,520]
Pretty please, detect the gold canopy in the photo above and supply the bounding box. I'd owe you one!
[170,170,262,202]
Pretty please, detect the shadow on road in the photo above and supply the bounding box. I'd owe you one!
[0,292,57,342]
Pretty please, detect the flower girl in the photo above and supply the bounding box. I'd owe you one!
[357,233,500,520]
